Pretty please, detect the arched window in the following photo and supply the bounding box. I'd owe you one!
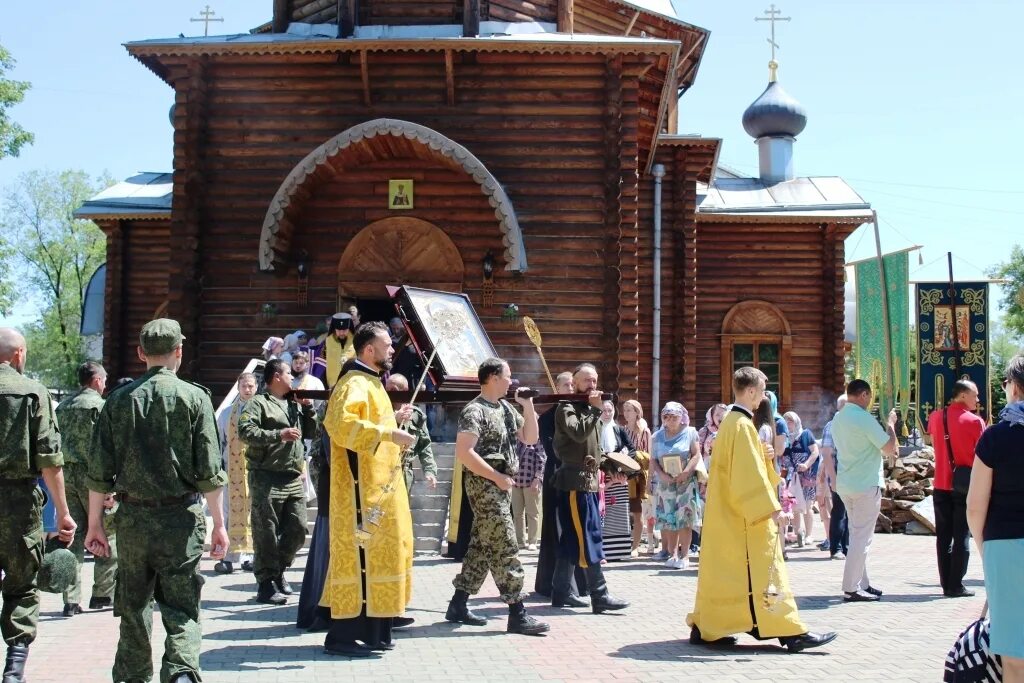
[720,300,792,405]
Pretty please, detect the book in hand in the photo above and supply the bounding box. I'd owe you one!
[661,454,683,477]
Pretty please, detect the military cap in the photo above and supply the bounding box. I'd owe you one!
[38,540,77,594]
[140,318,185,355]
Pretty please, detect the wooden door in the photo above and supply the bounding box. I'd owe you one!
[337,217,465,299]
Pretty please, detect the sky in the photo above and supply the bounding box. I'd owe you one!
[1,0,1021,331]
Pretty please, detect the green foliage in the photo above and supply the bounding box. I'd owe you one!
[989,318,1024,417]
[989,244,1024,339]
[0,43,33,159]
[0,170,113,388]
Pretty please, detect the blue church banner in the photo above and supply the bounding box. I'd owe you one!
[915,281,991,426]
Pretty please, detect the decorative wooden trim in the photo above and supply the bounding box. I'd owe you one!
[444,49,455,106]
[166,57,208,378]
[623,11,640,36]
[617,62,640,399]
[602,55,625,395]
[258,118,528,273]
[677,149,698,407]
[718,300,794,408]
[721,300,793,336]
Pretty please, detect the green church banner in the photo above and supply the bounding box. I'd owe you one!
[916,282,990,426]
[855,252,910,421]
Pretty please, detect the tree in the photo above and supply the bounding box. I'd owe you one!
[0,170,111,387]
[0,43,33,159]
[989,244,1024,339]
[989,317,1024,417]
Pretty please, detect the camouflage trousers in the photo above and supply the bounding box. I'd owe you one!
[113,501,206,683]
[63,463,118,605]
[0,483,43,646]
[452,472,525,604]
[248,472,307,583]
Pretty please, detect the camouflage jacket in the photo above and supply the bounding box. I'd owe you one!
[0,362,62,479]
[87,366,226,499]
[402,406,436,476]
[458,396,523,476]
[55,387,104,467]
[238,392,317,477]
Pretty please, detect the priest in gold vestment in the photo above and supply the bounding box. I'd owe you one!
[687,367,837,653]
[319,321,417,657]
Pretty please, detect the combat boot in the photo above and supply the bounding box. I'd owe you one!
[256,580,287,605]
[506,602,549,636]
[444,589,487,626]
[585,563,629,614]
[3,643,28,683]
[274,574,293,595]
[551,556,589,608]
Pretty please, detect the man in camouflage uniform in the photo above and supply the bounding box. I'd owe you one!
[238,358,315,605]
[445,358,548,636]
[85,319,228,683]
[384,374,437,494]
[56,360,118,616]
[0,328,75,683]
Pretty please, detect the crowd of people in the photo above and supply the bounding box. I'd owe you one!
[1,315,1022,681]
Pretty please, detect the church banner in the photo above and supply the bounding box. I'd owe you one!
[916,281,991,425]
[855,252,910,421]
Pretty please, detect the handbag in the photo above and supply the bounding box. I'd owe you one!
[942,408,972,495]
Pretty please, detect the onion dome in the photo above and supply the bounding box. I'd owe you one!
[741,63,807,139]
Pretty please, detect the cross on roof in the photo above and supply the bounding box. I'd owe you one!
[191,5,224,37]
[755,3,791,64]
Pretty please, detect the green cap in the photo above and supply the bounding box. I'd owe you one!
[38,540,77,594]
[139,318,185,355]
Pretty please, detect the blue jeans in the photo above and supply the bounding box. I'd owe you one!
[829,490,849,554]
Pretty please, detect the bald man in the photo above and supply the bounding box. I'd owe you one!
[0,328,75,683]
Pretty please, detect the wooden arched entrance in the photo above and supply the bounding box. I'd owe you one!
[337,217,465,299]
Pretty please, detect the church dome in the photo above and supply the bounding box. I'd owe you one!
[741,78,807,140]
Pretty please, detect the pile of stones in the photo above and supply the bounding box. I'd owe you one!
[876,447,936,534]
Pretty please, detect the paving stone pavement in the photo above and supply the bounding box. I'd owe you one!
[28,534,983,682]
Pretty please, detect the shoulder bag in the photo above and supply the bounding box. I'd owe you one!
[942,407,972,495]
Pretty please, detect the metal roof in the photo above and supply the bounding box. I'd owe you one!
[74,172,172,220]
[697,175,872,219]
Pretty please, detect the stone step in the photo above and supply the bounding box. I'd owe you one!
[414,536,442,553]
[410,492,451,511]
[412,507,448,525]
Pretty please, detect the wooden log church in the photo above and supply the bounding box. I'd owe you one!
[76,0,873,424]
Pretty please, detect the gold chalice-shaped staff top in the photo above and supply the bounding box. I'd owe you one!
[354,307,470,547]
[523,316,556,392]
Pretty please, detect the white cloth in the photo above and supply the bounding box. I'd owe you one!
[839,486,882,593]
[600,419,617,453]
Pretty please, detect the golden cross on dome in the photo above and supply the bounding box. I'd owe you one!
[191,5,224,37]
[755,3,791,81]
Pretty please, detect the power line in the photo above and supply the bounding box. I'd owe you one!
[851,187,1024,217]
[845,176,1024,196]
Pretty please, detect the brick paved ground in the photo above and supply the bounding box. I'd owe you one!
[29,534,983,682]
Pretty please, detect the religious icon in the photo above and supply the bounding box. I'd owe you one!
[933,305,970,351]
[388,179,414,209]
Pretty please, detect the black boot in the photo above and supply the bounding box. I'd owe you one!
[89,596,112,610]
[507,601,550,636]
[3,644,28,683]
[213,560,234,574]
[445,589,487,626]
[585,564,629,614]
[62,603,82,617]
[256,580,287,605]
[551,557,588,607]
[274,575,293,595]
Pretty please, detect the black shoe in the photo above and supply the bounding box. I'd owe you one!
[256,580,287,605]
[507,603,550,636]
[592,593,629,614]
[213,561,234,575]
[62,603,83,617]
[779,631,837,653]
[843,590,879,603]
[89,596,112,610]
[865,586,883,597]
[169,673,197,683]
[323,641,377,658]
[445,590,488,626]
[3,644,28,683]
[552,593,589,608]
[274,575,293,595]
[689,625,738,648]
[307,617,330,633]
[367,641,396,651]
[944,588,976,598]
[241,560,254,571]
[392,616,415,629]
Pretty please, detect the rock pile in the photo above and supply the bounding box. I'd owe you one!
[876,447,935,534]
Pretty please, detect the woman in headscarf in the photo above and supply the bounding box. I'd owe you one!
[261,336,284,362]
[622,399,652,557]
[279,330,307,365]
[782,410,820,547]
[650,401,703,569]
[698,404,728,471]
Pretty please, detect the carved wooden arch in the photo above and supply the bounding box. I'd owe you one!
[337,217,465,298]
[258,118,527,273]
[719,300,793,407]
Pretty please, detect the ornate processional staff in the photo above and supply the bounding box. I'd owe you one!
[522,316,557,392]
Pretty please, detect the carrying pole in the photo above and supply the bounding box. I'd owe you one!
[947,252,962,379]
[872,212,896,417]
